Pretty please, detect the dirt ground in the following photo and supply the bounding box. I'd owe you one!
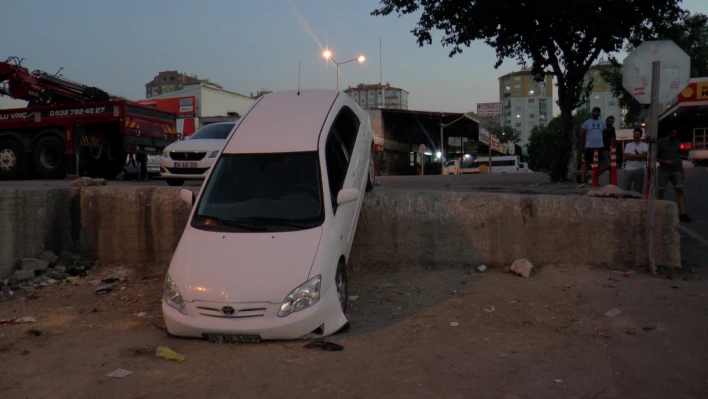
[1,262,707,399]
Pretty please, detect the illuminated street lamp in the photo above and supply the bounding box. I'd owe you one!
[322,50,366,90]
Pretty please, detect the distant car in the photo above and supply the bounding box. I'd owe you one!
[159,122,237,186]
[162,89,375,342]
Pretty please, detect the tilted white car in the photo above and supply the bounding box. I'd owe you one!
[159,122,237,186]
[162,89,376,342]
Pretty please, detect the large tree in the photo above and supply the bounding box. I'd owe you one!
[372,0,684,181]
[600,12,708,127]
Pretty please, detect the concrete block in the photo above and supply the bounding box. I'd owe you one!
[39,251,59,266]
[13,269,35,281]
[20,258,50,272]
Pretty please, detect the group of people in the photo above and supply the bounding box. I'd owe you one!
[580,106,692,223]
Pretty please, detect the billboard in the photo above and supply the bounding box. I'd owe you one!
[476,102,503,117]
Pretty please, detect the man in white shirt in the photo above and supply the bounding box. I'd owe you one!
[579,107,606,183]
[622,128,649,193]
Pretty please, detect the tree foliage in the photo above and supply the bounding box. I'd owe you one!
[528,109,590,182]
[372,0,684,181]
[600,12,708,127]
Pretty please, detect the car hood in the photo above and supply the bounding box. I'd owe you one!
[165,139,226,152]
[169,226,324,304]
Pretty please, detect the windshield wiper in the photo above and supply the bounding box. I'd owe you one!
[195,214,268,231]
[243,217,318,228]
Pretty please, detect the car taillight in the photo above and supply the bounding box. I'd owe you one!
[680,142,692,150]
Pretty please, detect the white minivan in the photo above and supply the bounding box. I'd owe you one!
[471,155,521,173]
[162,89,376,342]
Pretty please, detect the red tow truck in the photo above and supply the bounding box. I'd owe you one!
[0,56,178,180]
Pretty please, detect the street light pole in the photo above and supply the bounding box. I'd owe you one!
[323,50,365,91]
[439,114,468,175]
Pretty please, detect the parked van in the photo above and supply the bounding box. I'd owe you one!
[162,89,375,342]
[471,155,520,173]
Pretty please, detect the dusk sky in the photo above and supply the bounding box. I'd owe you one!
[2,0,708,115]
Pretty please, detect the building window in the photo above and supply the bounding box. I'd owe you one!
[528,90,535,96]
[528,98,535,103]
[514,92,520,96]
[528,83,534,89]
[515,123,522,127]
[515,107,522,112]
[529,122,536,128]
[514,76,521,81]
[505,85,511,91]
[609,100,616,106]
[514,83,521,89]
[529,114,536,118]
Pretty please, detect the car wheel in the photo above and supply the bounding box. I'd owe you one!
[365,149,375,192]
[335,260,348,313]
[166,179,185,186]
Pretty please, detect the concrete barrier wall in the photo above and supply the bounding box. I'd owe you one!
[0,187,680,279]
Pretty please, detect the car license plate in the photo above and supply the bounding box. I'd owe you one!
[144,146,156,152]
[174,162,197,168]
[203,334,262,343]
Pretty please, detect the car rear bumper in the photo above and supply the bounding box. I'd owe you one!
[163,282,347,341]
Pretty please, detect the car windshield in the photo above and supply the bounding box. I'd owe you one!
[189,123,235,140]
[192,152,324,232]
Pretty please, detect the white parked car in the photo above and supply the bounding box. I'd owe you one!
[162,89,376,342]
[159,122,237,186]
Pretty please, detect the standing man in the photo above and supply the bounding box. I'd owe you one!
[622,127,648,193]
[579,107,606,183]
[600,115,617,179]
[656,129,691,222]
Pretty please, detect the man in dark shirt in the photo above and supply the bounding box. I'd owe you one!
[656,129,691,222]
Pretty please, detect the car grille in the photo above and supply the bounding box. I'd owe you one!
[165,167,210,175]
[170,151,206,161]
[196,305,267,319]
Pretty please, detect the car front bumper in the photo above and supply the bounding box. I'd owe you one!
[162,282,347,341]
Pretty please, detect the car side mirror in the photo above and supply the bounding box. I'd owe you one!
[179,189,195,207]
[336,188,360,205]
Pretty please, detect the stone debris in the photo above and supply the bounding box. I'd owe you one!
[39,251,60,267]
[586,184,641,199]
[476,265,488,273]
[450,321,460,327]
[604,308,622,318]
[71,177,107,186]
[510,259,534,278]
[106,368,133,378]
[20,258,50,272]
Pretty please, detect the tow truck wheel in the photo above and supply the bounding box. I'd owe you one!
[0,139,29,180]
[33,136,65,179]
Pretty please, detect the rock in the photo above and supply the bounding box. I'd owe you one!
[68,266,87,277]
[503,266,512,273]
[13,270,36,282]
[476,265,488,273]
[604,308,622,317]
[39,251,59,266]
[71,177,94,186]
[51,272,71,280]
[53,265,66,273]
[92,178,107,186]
[510,259,534,278]
[586,184,642,199]
[20,258,50,272]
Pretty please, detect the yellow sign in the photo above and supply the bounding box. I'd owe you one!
[697,82,708,100]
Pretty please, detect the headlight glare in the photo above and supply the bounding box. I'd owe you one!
[278,275,321,317]
[164,274,187,315]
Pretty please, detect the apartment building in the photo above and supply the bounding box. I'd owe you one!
[343,83,409,110]
[580,60,624,125]
[498,70,554,145]
[145,71,222,99]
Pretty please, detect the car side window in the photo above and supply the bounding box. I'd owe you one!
[331,106,360,158]
[325,133,349,213]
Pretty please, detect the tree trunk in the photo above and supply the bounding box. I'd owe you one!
[561,103,578,182]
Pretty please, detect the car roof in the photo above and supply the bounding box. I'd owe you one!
[223,89,340,154]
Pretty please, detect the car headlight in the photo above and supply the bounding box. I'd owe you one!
[277,275,321,317]
[162,150,170,158]
[164,274,187,315]
[208,150,219,158]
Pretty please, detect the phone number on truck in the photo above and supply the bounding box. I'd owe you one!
[46,106,112,117]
